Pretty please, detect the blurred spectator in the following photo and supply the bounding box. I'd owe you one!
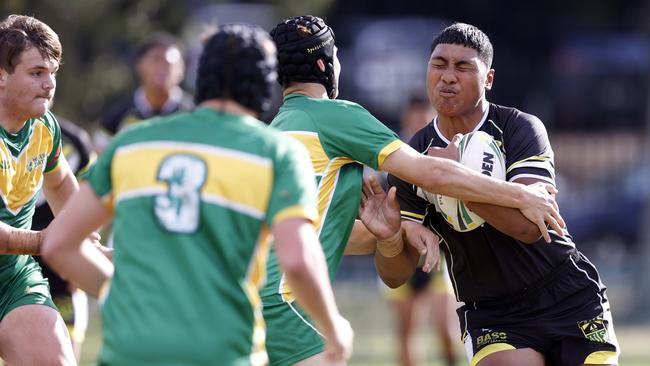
[381,264,459,366]
[94,32,193,152]
[399,93,436,141]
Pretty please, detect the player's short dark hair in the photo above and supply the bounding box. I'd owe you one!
[134,32,184,62]
[271,15,337,98]
[431,23,493,68]
[0,14,62,73]
[195,23,276,115]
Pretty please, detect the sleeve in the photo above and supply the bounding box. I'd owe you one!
[44,112,62,173]
[386,131,433,224]
[319,102,404,170]
[82,134,120,209]
[504,113,555,185]
[266,136,319,227]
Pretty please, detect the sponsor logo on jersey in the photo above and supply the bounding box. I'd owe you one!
[26,153,48,173]
[579,318,609,343]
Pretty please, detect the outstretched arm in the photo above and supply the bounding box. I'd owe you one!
[274,217,353,362]
[381,136,564,242]
[41,183,114,298]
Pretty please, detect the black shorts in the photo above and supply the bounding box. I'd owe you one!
[459,252,619,366]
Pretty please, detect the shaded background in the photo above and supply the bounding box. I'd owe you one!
[2,0,649,364]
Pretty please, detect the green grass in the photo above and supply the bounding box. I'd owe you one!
[77,280,650,365]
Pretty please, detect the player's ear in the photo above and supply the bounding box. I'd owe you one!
[485,68,495,90]
[316,58,326,73]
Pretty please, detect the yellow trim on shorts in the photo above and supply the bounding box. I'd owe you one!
[584,350,619,365]
[471,343,516,366]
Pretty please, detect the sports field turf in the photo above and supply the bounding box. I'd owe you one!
[76,280,650,365]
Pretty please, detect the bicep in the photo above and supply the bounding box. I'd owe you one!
[272,218,320,270]
[43,157,79,213]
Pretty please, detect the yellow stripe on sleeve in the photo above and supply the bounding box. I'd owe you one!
[272,205,319,227]
[377,139,405,168]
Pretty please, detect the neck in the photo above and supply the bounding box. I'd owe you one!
[199,99,258,118]
[143,86,172,112]
[436,99,489,140]
[283,82,328,99]
[0,100,29,133]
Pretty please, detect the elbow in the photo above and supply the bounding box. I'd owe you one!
[278,252,310,278]
[515,225,543,244]
[40,235,56,262]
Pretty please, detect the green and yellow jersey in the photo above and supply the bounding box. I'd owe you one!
[261,94,403,302]
[0,110,61,285]
[86,107,318,366]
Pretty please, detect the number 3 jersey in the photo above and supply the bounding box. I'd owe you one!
[85,107,318,366]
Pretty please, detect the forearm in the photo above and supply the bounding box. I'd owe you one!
[374,232,419,288]
[466,202,542,243]
[43,240,113,297]
[283,242,340,338]
[415,156,526,208]
[0,221,42,255]
[344,220,377,255]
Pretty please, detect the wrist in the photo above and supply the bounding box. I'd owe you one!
[376,229,403,258]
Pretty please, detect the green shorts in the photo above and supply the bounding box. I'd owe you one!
[263,294,324,366]
[0,255,56,321]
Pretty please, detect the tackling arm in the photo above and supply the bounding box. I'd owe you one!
[381,144,564,242]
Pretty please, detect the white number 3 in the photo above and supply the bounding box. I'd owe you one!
[154,154,207,233]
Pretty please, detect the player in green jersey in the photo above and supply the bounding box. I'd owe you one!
[263,15,566,366]
[0,14,96,366]
[40,24,352,366]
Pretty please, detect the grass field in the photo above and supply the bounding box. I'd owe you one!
[77,280,650,365]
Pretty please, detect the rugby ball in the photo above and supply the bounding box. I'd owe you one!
[422,131,506,232]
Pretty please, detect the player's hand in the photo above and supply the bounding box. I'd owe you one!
[323,315,354,363]
[427,133,462,162]
[359,174,401,241]
[402,220,441,272]
[519,182,566,242]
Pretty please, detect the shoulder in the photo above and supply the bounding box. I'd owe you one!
[490,103,548,140]
[491,103,544,129]
[408,121,435,151]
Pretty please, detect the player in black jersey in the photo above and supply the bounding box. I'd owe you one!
[32,116,95,362]
[93,32,193,153]
[383,23,619,366]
